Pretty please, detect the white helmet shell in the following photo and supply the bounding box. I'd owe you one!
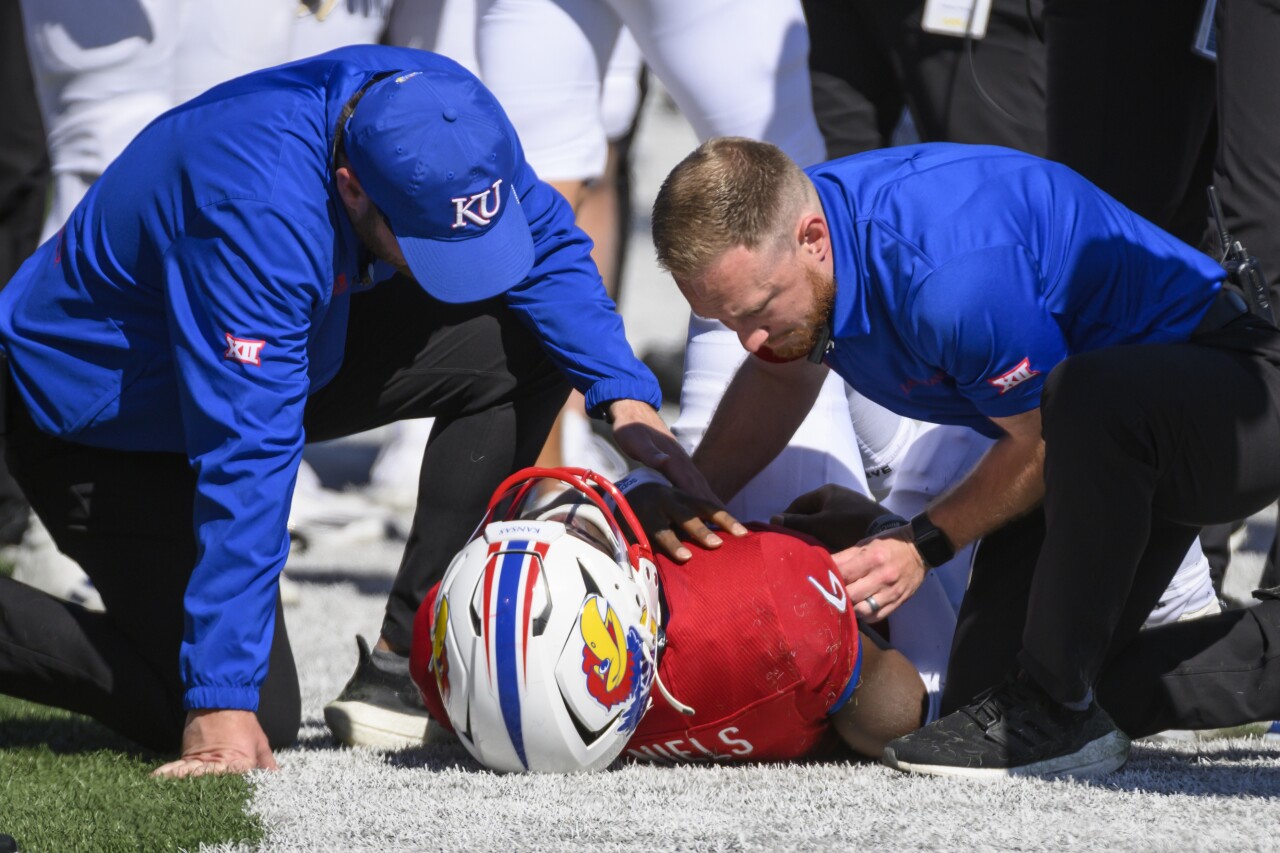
[430,468,661,773]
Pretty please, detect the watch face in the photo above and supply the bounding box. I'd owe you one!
[911,514,955,569]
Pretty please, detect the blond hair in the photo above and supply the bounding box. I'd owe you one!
[652,137,814,279]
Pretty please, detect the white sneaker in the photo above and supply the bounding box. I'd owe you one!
[365,419,434,512]
[277,571,302,607]
[289,461,398,551]
[8,514,104,612]
[6,513,302,611]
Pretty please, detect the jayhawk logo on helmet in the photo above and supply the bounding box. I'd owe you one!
[431,595,451,698]
[580,595,634,708]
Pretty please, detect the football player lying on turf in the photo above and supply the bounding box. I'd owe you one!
[408,467,928,771]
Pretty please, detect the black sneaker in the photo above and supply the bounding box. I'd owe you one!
[323,635,432,749]
[882,673,1130,780]
[1253,584,1280,602]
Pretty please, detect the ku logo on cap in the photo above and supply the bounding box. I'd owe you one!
[225,333,266,366]
[452,178,504,229]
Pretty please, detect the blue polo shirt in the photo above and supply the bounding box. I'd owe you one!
[811,144,1225,438]
[0,46,658,712]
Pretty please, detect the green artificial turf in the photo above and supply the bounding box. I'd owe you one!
[0,696,262,852]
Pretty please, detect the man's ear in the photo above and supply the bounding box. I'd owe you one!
[798,213,830,262]
[335,165,367,212]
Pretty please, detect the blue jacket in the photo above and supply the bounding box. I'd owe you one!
[0,46,659,711]
[812,144,1225,438]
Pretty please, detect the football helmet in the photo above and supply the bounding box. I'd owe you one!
[428,467,664,772]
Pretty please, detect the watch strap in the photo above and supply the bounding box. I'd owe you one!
[910,512,956,569]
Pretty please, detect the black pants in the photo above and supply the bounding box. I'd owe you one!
[1214,0,1280,301]
[0,0,50,547]
[0,276,570,751]
[1098,593,1280,738]
[304,278,570,651]
[945,313,1280,719]
[1043,0,1218,248]
[1216,0,1280,584]
[0,0,48,287]
[804,0,1046,158]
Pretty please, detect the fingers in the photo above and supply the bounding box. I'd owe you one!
[647,502,739,561]
[707,506,748,538]
[833,540,922,623]
[653,528,692,562]
[770,511,817,534]
[151,752,274,778]
[151,760,190,779]
[852,592,897,623]
[630,481,747,561]
[256,742,280,772]
[678,514,723,550]
[151,757,232,779]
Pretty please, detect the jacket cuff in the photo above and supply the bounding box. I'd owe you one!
[184,685,260,712]
[584,378,662,419]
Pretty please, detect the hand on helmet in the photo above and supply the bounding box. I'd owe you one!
[833,527,926,623]
[625,482,745,563]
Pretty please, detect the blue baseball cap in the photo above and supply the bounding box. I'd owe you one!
[344,69,534,303]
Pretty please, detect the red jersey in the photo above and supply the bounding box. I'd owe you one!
[409,527,860,765]
[624,527,860,763]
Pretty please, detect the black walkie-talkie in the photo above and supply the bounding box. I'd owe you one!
[1207,185,1276,325]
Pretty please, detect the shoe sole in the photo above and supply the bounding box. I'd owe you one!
[1144,721,1274,742]
[883,731,1130,780]
[324,700,431,749]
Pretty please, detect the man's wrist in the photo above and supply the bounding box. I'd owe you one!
[602,398,653,424]
[910,511,956,569]
[866,512,908,536]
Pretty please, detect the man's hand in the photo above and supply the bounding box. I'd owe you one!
[833,526,926,623]
[625,482,744,562]
[770,484,924,621]
[607,400,716,502]
[771,484,889,551]
[152,709,278,779]
[607,400,747,559]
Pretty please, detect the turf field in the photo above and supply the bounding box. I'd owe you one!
[12,526,1280,853]
[6,92,1280,853]
[0,696,260,851]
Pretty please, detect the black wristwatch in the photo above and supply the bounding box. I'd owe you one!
[910,512,955,569]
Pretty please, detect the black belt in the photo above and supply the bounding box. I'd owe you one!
[1193,288,1250,337]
